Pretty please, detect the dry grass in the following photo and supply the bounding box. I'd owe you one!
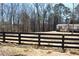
[0,42,78,56]
[69,49,79,55]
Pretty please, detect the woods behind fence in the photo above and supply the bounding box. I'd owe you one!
[0,32,79,51]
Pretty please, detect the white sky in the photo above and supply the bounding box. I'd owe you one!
[64,3,78,9]
[1,0,79,3]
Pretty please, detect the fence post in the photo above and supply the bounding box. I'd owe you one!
[38,34,40,46]
[3,32,5,42]
[62,34,65,53]
[18,33,21,44]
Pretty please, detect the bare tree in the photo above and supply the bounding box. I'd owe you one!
[34,3,41,32]
[0,3,4,32]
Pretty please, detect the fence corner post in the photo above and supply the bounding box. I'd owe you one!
[18,33,21,44]
[38,34,40,46]
[62,34,65,53]
[3,32,5,43]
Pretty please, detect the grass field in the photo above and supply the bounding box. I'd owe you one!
[0,42,78,56]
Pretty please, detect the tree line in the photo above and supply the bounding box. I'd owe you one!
[0,3,79,32]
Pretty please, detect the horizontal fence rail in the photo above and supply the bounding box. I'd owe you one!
[0,32,79,52]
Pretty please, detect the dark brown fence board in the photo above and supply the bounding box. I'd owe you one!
[40,37,62,40]
[21,32,38,35]
[0,38,3,39]
[5,39,18,41]
[4,32,19,34]
[64,46,79,48]
[0,35,3,36]
[21,39,38,42]
[64,34,79,36]
[37,33,62,35]
[5,35,18,37]
[21,36,38,38]
[40,41,62,43]
[65,38,79,40]
[64,42,79,44]
[40,44,62,47]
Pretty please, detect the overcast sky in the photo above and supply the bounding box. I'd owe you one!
[64,3,78,10]
[51,3,78,11]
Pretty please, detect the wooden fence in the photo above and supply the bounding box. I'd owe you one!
[0,32,79,52]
